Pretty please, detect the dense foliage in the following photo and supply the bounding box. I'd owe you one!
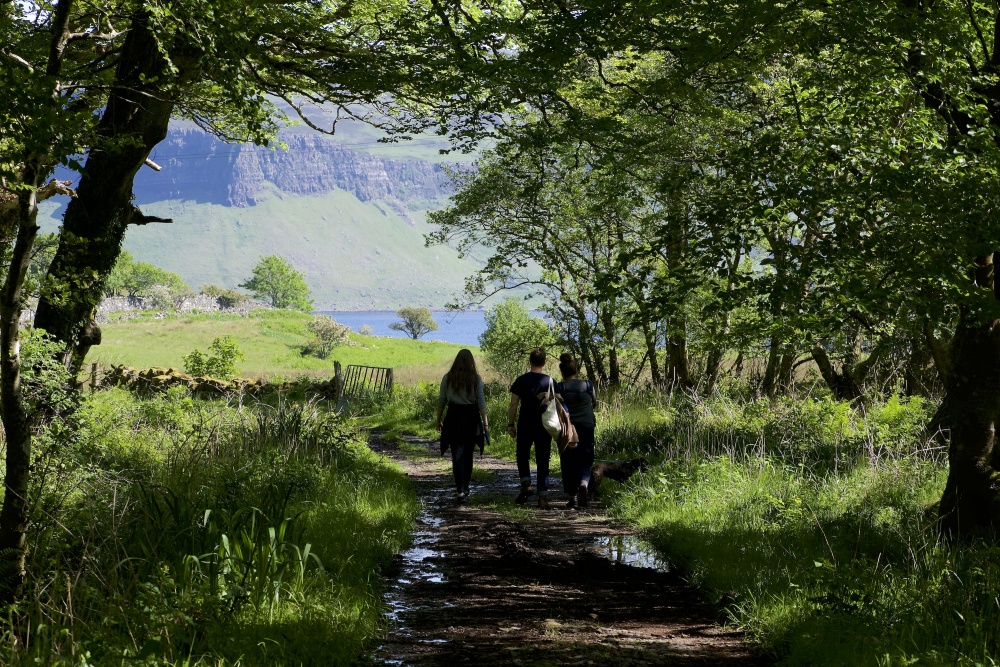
[183,335,246,379]
[304,315,353,360]
[239,256,313,312]
[478,298,555,384]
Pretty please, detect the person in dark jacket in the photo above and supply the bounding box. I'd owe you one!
[555,352,597,509]
[436,349,488,502]
[507,347,554,509]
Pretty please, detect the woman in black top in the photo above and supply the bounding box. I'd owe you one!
[555,352,597,509]
[436,349,488,502]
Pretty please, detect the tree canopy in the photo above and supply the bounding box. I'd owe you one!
[389,307,438,340]
[239,256,312,312]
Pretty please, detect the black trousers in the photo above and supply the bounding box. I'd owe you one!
[441,403,482,492]
[516,426,552,492]
[451,442,475,492]
[560,424,595,493]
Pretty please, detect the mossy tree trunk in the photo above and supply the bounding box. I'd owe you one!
[938,254,1000,538]
[34,12,191,370]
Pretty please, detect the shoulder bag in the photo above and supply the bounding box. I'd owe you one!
[541,376,562,438]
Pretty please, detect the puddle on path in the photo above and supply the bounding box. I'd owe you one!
[382,508,447,632]
[594,534,671,571]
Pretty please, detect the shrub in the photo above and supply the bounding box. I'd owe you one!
[183,335,245,378]
[479,298,555,383]
[216,288,248,309]
[146,284,174,311]
[303,315,352,359]
[359,323,374,336]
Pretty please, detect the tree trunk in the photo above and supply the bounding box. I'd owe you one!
[641,319,661,386]
[0,183,43,605]
[704,347,725,392]
[812,344,863,402]
[664,314,692,389]
[34,13,191,367]
[924,321,952,387]
[576,308,607,387]
[599,310,621,387]
[731,351,745,378]
[778,351,797,390]
[762,340,782,397]
[0,0,75,607]
[937,255,1000,538]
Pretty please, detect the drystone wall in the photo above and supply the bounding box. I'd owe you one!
[101,365,341,401]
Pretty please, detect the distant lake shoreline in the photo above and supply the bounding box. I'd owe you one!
[315,310,488,347]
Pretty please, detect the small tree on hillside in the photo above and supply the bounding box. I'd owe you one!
[104,251,190,300]
[480,298,556,383]
[389,307,439,339]
[240,256,313,312]
[304,316,352,359]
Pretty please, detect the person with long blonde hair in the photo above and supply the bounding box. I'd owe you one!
[436,349,488,502]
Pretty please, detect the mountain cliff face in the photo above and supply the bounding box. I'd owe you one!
[136,128,453,207]
[36,125,480,310]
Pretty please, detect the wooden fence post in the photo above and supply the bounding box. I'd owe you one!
[90,363,99,394]
[333,361,343,403]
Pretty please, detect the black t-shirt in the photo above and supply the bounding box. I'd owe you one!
[510,372,553,429]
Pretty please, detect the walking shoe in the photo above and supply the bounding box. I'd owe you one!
[457,491,467,503]
[565,497,578,510]
[537,495,551,510]
[577,484,589,509]
[514,484,535,505]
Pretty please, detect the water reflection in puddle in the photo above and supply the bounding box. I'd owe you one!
[595,535,670,571]
[380,508,447,643]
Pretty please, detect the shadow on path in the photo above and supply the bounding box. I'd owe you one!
[368,433,769,667]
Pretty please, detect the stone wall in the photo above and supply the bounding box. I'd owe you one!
[101,365,341,401]
[98,295,271,316]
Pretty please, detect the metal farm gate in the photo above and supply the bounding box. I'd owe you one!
[336,364,393,411]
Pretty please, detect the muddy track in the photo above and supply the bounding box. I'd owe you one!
[367,433,768,667]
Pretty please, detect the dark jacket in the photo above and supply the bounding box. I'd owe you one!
[440,402,485,455]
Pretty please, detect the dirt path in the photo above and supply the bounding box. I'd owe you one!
[368,433,767,667]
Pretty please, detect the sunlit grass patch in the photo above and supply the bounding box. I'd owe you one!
[3,389,418,666]
[466,492,536,521]
[471,466,495,482]
[605,389,999,667]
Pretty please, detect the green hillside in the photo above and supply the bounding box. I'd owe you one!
[39,190,480,310]
[90,309,470,384]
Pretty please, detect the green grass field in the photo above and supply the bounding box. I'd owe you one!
[89,309,475,383]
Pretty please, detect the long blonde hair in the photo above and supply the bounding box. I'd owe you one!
[447,349,480,397]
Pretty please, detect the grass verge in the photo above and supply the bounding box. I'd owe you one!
[601,390,998,666]
[3,387,417,666]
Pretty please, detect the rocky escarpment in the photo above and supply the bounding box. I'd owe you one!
[135,129,452,207]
